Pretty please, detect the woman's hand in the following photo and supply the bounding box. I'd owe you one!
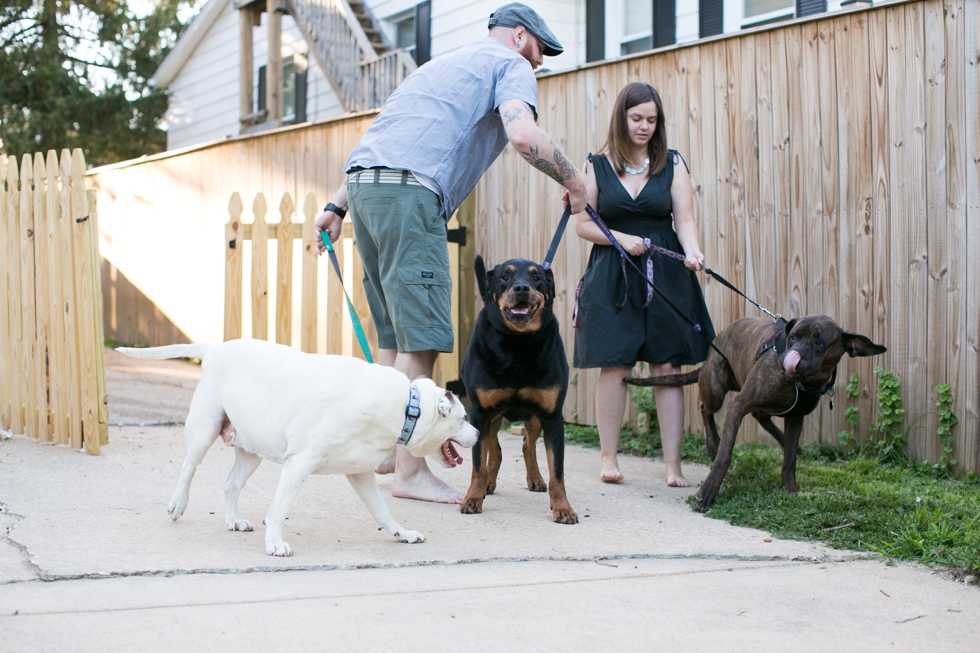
[615,232,648,257]
[684,250,705,271]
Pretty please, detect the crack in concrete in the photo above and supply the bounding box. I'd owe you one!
[1,507,44,582]
[4,550,871,585]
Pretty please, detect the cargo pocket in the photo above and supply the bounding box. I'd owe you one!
[395,266,452,330]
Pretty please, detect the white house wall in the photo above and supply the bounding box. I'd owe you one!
[165,2,343,150]
[164,0,240,150]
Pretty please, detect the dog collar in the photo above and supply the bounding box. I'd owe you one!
[398,385,421,446]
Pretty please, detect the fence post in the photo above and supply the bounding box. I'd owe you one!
[225,192,244,341]
[326,222,345,356]
[69,150,99,453]
[59,149,81,448]
[0,156,9,431]
[300,193,318,353]
[89,190,109,447]
[19,154,38,439]
[33,153,52,441]
[275,193,294,345]
[251,193,269,341]
[45,150,68,444]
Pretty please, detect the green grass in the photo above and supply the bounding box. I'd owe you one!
[563,423,980,575]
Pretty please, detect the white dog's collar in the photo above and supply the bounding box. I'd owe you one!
[398,385,421,445]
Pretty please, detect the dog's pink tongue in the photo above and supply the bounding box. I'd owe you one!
[512,306,529,315]
[783,350,801,375]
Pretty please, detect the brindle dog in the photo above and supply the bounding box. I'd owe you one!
[627,315,886,512]
[459,256,577,524]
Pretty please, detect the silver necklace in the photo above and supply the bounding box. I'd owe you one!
[624,157,649,175]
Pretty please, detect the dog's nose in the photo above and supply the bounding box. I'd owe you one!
[513,283,531,295]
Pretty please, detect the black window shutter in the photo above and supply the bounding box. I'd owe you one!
[414,1,431,66]
[257,65,266,113]
[653,0,675,48]
[295,58,307,123]
[796,0,826,17]
[585,0,605,63]
[699,0,723,38]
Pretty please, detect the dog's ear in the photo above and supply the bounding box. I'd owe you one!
[544,267,556,301]
[842,332,888,358]
[484,265,498,301]
[784,318,798,336]
[438,390,454,417]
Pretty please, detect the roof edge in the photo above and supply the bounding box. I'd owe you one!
[150,0,234,89]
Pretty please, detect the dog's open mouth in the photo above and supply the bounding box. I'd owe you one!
[505,301,538,322]
[441,440,464,467]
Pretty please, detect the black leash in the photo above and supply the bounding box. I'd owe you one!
[541,205,572,271]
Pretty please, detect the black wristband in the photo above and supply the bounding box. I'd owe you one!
[324,202,347,218]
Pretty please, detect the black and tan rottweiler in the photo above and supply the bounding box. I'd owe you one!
[626,315,886,512]
[459,255,577,524]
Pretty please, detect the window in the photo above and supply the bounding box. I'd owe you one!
[392,12,416,59]
[256,54,307,125]
[282,58,296,122]
[620,0,652,55]
[742,0,794,28]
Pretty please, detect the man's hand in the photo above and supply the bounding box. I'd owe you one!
[314,210,343,253]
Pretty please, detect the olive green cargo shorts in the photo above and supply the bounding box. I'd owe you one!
[347,171,454,353]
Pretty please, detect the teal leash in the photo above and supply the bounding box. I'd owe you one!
[320,232,374,364]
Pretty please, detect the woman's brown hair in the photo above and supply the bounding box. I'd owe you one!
[601,82,668,176]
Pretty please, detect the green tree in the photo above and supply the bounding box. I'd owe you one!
[0,0,197,167]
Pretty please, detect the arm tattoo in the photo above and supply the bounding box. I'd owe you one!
[519,144,578,186]
[519,145,564,184]
[502,106,525,126]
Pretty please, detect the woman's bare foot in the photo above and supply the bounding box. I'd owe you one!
[665,462,690,487]
[600,452,623,483]
[389,446,464,503]
[600,469,624,483]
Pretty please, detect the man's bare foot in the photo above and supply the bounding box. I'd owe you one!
[389,446,464,503]
[665,461,690,487]
[391,466,464,503]
[375,450,396,475]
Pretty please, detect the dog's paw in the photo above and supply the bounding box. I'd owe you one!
[553,508,579,525]
[266,541,292,557]
[459,498,483,514]
[395,530,425,544]
[527,478,547,492]
[167,498,186,521]
[229,519,253,532]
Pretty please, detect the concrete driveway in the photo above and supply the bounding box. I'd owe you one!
[1,348,977,652]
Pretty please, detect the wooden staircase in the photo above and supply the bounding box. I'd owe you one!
[287,0,416,112]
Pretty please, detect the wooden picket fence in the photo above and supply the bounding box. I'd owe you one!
[223,191,464,386]
[1,149,108,453]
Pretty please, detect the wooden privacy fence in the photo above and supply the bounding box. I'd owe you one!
[475,0,980,471]
[223,191,466,387]
[1,150,108,454]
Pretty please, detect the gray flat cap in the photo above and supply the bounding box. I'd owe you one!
[488,3,563,56]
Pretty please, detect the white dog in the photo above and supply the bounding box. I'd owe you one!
[117,339,478,556]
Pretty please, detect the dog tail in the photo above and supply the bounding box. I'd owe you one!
[116,343,212,361]
[475,254,488,299]
[624,368,701,387]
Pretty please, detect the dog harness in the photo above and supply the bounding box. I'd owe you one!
[398,385,421,445]
[755,324,837,418]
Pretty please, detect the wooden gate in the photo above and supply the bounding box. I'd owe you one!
[223,191,473,390]
[1,149,108,453]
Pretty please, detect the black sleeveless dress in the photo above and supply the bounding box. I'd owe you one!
[572,152,715,369]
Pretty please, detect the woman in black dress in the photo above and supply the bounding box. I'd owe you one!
[572,82,714,486]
